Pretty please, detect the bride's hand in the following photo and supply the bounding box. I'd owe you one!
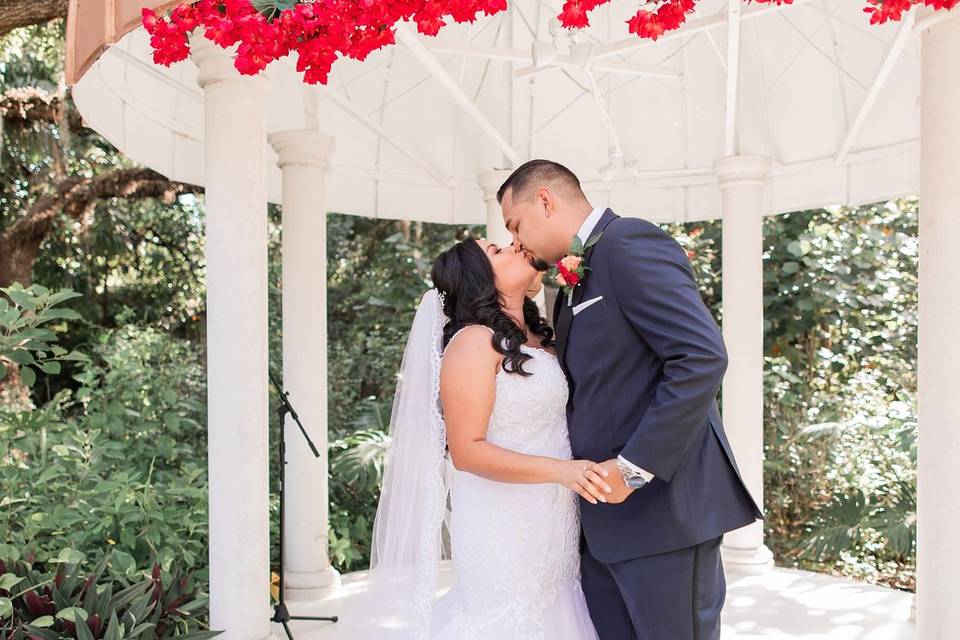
[553,460,613,504]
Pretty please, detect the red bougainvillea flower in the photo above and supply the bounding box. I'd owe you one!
[864,0,957,25]
[864,0,913,23]
[626,0,694,40]
[141,0,957,86]
[558,0,608,29]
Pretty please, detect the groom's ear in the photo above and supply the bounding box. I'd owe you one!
[535,187,555,218]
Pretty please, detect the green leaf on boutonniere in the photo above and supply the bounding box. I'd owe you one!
[570,235,585,255]
[584,231,603,250]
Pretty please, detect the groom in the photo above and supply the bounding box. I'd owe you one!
[497,160,763,640]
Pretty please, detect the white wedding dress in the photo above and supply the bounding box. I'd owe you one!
[427,326,599,640]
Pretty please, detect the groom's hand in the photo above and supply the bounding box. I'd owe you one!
[598,459,635,504]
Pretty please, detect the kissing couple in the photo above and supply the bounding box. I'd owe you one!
[334,159,763,640]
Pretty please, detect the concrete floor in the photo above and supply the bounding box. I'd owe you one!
[273,562,915,640]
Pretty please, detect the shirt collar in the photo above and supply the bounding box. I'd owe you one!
[576,205,607,244]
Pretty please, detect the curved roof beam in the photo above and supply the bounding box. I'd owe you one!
[395,22,523,167]
[595,0,815,60]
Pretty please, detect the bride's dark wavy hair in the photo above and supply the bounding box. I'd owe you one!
[431,236,555,377]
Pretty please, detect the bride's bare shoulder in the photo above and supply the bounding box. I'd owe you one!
[441,325,500,374]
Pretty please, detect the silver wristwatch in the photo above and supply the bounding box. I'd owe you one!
[616,457,649,490]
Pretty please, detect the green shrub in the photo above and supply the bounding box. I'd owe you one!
[2,324,209,574]
[0,545,221,640]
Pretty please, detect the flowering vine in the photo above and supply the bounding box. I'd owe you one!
[142,0,957,85]
[863,0,957,24]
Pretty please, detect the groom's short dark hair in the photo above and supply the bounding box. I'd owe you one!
[496,159,585,204]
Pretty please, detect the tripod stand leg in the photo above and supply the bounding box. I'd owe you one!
[290,615,338,623]
[271,395,340,639]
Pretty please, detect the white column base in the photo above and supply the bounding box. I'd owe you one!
[722,540,775,575]
[283,566,342,601]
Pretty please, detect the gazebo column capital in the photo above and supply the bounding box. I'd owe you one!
[478,168,514,202]
[478,169,513,247]
[714,154,772,188]
[270,129,336,168]
[189,32,271,90]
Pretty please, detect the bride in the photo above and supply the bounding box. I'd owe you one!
[333,236,608,640]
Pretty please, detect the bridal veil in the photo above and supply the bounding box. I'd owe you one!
[332,288,452,640]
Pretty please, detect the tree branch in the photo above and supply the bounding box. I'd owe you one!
[1,87,87,132]
[0,0,67,38]
[0,167,204,287]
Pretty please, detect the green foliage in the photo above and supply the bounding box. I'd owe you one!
[0,284,89,387]
[0,545,222,640]
[322,215,477,441]
[327,403,393,570]
[250,0,299,17]
[30,195,209,338]
[0,21,63,93]
[300,215,480,570]
[661,200,917,590]
[2,323,209,575]
[3,21,207,352]
[331,427,390,496]
[758,199,918,590]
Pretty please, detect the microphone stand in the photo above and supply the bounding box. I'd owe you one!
[268,370,338,640]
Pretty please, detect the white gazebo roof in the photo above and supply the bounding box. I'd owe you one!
[70,0,924,224]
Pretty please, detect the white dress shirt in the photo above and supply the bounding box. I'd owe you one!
[576,205,607,244]
[573,205,656,486]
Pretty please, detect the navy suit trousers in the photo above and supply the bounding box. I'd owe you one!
[580,531,725,640]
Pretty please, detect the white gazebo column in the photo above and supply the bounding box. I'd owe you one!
[917,10,960,638]
[715,154,775,575]
[190,34,275,639]
[479,169,514,247]
[269,129,341,601]
[479,169,548,315]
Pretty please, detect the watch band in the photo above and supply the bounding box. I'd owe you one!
[615,457,648,489]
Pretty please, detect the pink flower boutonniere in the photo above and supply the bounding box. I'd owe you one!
[553,232,603,306]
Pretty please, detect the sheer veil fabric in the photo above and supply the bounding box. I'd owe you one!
[332,288,452,640]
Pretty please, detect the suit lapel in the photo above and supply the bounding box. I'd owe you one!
[552,286,563,331]
[555,208,619,367]
[555,297,574,367]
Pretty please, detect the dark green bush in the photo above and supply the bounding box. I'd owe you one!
[0,546,222,640]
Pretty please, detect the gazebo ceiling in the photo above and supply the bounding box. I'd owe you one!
[68,0,925,224]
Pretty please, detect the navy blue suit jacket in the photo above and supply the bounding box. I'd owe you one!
[553,208,763,563]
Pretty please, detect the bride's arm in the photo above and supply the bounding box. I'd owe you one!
[440,325,611,504]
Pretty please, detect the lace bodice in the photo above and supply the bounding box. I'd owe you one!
[437,325,583,640]
[442,324,570,458]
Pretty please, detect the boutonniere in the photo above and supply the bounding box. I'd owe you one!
[553,232,603,306]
